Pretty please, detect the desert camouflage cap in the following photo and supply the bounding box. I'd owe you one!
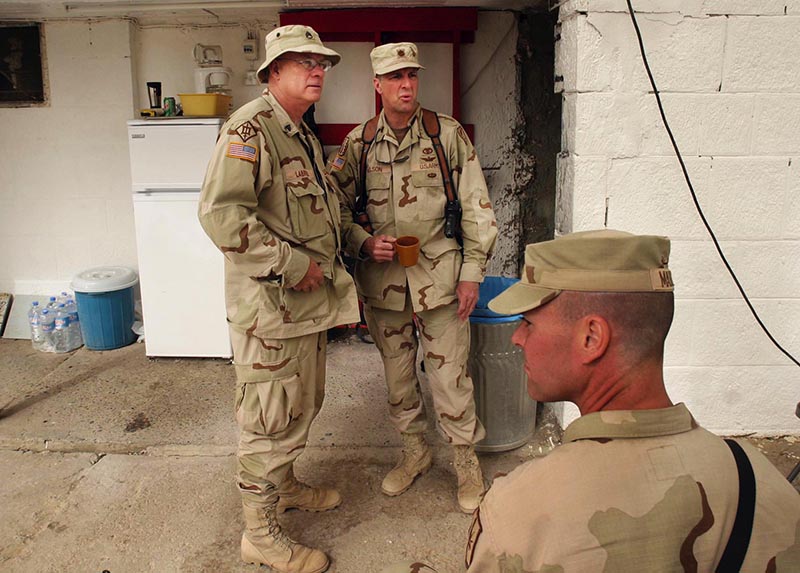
[371,42,425,76]
[488,229,674,316]
[256,25,341,82]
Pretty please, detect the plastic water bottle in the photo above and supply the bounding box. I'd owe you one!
[57,291,71,305]
[65,299,83,350]
[53,304,71,353]
[28,301,46,351]
[40,309,56,352]
[46,296,58,310]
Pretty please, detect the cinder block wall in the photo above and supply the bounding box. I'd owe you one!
[556,0,800,435]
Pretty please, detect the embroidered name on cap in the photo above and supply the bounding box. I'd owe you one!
[651,268,674,290]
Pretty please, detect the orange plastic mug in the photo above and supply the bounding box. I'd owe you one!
[395,236,420,267]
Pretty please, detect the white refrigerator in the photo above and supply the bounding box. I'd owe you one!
[128,118,232,358]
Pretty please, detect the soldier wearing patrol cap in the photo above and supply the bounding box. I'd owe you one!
[327,43,498,513]
[465,229,800,572]
[198,25,358,573]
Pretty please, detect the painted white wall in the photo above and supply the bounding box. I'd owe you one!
[0,20,138,295]
[555,0,800,435]
[463,11,520,277]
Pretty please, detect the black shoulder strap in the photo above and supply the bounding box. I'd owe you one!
[420,108,457,204]
[355,115,380,219]
[716,439,756,573]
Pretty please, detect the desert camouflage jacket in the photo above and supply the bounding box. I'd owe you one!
[466,403,800,572]
[326,106,497,312]
[199,90,359,339]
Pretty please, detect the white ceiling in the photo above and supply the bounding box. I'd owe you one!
[0,0,551,25]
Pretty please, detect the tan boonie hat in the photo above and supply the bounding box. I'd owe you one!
[256,25,341,83]
[370,42,425,76]
[488,229,674,316]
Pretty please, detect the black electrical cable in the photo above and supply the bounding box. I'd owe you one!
[626,0,799,369]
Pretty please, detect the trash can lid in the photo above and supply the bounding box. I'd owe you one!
[470,276,522,322]
[71,266,138,293]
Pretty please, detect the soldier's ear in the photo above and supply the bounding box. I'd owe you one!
[373,77,382,95]
[577,314,609,364]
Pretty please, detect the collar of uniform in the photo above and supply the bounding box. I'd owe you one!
[563,403,696,443]
[374,106,421,145]
[262,88,299,136]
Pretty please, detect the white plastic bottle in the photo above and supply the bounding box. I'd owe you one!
[28,301,45,351]
[65,299,83,350]
[53,304,71,353]
[40,309,56,352]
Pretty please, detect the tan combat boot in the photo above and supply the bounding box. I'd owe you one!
[277,466,342,514]
[453,445,485,513]
[381,432,433,496]
[241,502,330,573]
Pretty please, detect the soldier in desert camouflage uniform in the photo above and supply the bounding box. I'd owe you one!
[327,43,498,513]
[465,229,800,572]
[198,25,358,573]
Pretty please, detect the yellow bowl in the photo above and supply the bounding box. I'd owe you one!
[178,93,231,117]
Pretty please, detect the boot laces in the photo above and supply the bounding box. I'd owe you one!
[263,507,294,550]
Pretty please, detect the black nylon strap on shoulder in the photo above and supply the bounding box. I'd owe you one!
[716,439,756,573]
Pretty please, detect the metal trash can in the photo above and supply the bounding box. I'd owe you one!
[71,266,138,351]
[468,277,536,452]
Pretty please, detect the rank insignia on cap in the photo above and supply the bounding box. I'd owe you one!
[226,142,258,163]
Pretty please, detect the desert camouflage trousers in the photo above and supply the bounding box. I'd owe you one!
[364,293,486,446]
[230,326,326,507]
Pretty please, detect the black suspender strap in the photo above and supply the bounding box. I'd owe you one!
[715,439,756,573]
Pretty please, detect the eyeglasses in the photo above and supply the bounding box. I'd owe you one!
[278,57,333,72]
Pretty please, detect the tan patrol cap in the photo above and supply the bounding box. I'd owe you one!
[256,25,341,83]
[370,42,425,76]
[488,229,674,316]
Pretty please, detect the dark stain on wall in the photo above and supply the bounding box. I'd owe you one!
[513,9,561,272]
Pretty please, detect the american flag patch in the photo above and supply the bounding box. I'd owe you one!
[226,142,257,163]
[330,155,346,171]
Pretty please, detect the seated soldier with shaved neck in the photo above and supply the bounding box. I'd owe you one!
[465,229,800,572]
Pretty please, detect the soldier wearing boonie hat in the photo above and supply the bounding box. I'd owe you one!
[199,23,357,573]
[466,229,800,572]
[256,24,341,83]
[327,43,497,514]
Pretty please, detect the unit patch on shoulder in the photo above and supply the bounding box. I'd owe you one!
[226,142,258,163]
[465,508,483,568]
[330,138,349,171]
[235,121,258,142]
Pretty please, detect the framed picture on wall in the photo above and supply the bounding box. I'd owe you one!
[0,23,47,105]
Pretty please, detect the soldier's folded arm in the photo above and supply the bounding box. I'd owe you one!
[198,135,311,288]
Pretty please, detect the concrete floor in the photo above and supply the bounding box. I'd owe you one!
[0,336,560,573]
[1,336,797,573]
